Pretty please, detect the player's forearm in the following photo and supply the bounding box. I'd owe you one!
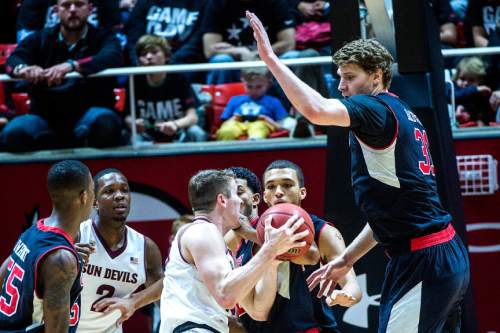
[339,271,362,305]
[263,54,347,126]
[343,223,377,265]
[244,261,280,320]
[219,245,277,308]
[130,278,163,309]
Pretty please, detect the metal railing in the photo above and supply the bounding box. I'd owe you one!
[1,46,499,148]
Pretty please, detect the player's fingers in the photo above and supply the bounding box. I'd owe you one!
[292,229,309,241]
[316,277,331,298]
[325,280,337,298]
[306,268,325,291]
[320,263,334,280]
[289,217,305,233]
[282,214,299,229]
[264,216,273,230]
[93,298,115,312]
[292,241,307,249]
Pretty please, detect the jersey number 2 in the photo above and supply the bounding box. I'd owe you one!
[91,284,116,312]
[414,128,435,176]
[0,258,25,316]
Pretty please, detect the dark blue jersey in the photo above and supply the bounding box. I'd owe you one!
[0,220,83,333]
[235,215,338,333]
[341,93,451,247]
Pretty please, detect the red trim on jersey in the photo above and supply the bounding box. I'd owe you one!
[296,327,320,333]
[37,219,74,245]
[354,97,399,151]
[410,223,455,251]
[92,221,128,259]
[250,216,259,228]
[34,246,79,299]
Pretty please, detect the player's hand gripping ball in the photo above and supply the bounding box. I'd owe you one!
[257,203,315,260]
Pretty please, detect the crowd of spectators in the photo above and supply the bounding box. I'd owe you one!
[0,0,499,152]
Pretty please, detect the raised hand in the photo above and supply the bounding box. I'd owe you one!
[306,255,352,298]
[245,11,275,61]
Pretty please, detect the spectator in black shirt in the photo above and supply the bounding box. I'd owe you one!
[201,0,296,84]
[126,0,207,65]
[2,0,124,152]
[127,35,207,142]
[16,0,122,43]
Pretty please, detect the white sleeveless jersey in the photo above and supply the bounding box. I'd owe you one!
[77,220,147,333]
[159,223,232,333]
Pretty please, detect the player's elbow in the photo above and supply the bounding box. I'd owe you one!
[216,295,237,309]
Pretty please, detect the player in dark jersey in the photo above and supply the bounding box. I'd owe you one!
[246,11,470,332]
[227,164,361,333]
[0,160,94,333]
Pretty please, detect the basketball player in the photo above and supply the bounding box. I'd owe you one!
[247,11,470,332]
[159,169,309,333]
[0,160,94,333]
[75,169,164,333]
[229,163,360,333]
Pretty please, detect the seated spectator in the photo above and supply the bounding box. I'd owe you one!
[202,0,296,84]
[431,0,458,49]
[216,66,289,140]
[126,0,207,65]
[126,34,207,143]
[466,0,500,113]
[2,0,123,152]
[450,57,494,125]
[16,0,121,43]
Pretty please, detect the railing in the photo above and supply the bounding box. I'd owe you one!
[1,46,500,148]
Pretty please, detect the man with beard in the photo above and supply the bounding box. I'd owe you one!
[75,168,164,333]
[3,0,123,152]
[0,160,95,333]
[228,162,360,333]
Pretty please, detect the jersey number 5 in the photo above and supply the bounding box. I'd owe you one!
[0,258,25,316]
[91,284,116,312]
[414,128,435,176]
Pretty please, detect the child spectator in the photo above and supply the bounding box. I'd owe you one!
[127,34,207,142]
[451,57,493,125]
[216,67,289,140]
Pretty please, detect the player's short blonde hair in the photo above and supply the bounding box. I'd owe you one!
[136,34,172,58]
[333,39,394,88]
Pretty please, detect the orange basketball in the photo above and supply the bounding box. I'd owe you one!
[256,203,315,260]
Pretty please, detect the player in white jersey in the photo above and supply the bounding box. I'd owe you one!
[160,169,310,333]
[76,169,164,333]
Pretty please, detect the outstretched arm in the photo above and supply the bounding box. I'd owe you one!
[39,250,79,333]
[307,223,377,297]
[94,237,164,325]
[246,11,350,127]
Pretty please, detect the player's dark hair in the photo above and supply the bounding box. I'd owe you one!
[264,160,304,187]
[227,167,262,194]
[47,160,90,204]
[188,169,235,212]
[93,168,126,193]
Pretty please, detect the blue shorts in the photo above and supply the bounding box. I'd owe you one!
[379,225,470,333]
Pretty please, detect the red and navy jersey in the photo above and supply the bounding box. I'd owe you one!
[235,215,339,333]
[341,92,451,247]
[0,220,83,333]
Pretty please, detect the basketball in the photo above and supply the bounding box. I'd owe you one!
[256,203,315,260]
